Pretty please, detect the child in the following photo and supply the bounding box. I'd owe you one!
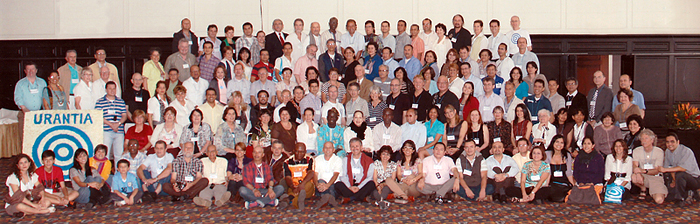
[111,159,143,206]
[36,150,80,207]
[90,144,112,182]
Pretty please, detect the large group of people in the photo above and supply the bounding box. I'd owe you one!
[9,14,699,217]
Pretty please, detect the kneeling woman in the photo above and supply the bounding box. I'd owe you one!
[70,148,112,208]
[372,146,410,207]
[506,145,551,204]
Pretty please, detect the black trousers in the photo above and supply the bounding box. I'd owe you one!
[506,186,551,200]
[334,181,376,201]
[667,172,700,200]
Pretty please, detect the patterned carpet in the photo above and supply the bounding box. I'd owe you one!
[1,157,698,223]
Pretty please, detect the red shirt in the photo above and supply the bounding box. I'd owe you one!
[36,166,64,192]
[125,125,154,149]
[461,95,480,121]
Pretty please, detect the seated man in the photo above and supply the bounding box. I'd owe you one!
[264,140,289,190]
[631,129,667,204]
[163,142,209,202]
[194,145,231,207]
[456,140,494,201]
[485,141,520,203]
[335,138,376,203]
[240,146,285,209]
[121,139,147,175]
[658,133,699,206]
[313,141,343,208]
[111,159,143,206]
[37,150,80,207]
[137,140,174,201]
[283,143,315,209]
[419,142,459,204]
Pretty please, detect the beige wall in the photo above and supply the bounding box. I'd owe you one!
[1,0,699,40]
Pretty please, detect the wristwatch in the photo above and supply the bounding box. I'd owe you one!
[644,169,648,174]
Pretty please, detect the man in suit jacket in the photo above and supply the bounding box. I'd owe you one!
[564,77,588,117]
[586,71,613,125]
[57,50,83,109]
[172,18,199,55]
[318,39,344,82]
[348,63,374,101]
[265,19,288,64]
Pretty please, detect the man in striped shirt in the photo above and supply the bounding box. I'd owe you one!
[94,81,127,160]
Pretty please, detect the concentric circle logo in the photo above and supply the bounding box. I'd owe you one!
[31,125,94,179]
[511,33,522,44]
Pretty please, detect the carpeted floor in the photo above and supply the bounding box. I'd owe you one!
[1,157,698,223]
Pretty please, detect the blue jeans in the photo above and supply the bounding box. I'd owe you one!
[456,184,495,201]
[239,185,285,205]
[103,131,124,160]
[143,171,170,195]
[315,180,337,197]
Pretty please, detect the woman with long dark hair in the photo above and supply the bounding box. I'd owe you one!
[70,148,112,208]
[544,135,575,202]
[5,154,55,217]
[397,140,423,201]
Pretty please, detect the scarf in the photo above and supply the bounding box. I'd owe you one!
[350,121,368,140]
[92,156,108,175]
[577,149,598,165]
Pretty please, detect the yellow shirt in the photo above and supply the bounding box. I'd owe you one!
[199,102,225,134]
[142,60,165,97]
[89,157,112,181]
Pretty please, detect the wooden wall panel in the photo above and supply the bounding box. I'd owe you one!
[674,57,700,103]
[634,56,669,103]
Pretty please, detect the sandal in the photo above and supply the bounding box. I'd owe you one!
[509,197,521,203]
[638,191,647,200]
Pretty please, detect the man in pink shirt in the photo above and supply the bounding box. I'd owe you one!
[293,44,319,87]
[410,24,425,64]
[418,142,460,204]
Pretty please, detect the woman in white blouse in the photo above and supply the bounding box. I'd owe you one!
[344,110,374,153]
[73,68,95,110]
[236,48,254,81]
[432,23,452,71]
[532,109,556,148]
[147,80,170,128]
[296,108,319,155]
[605,139,634,191]
[169,85,196,125]
[5,154,56,216]
[150,107,183,150]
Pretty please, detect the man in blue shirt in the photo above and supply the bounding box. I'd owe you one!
[524,79,552,124]
[111,159,143,206]
[612,74,646,114]
[482,64,504,95]
[398,44,421,81]
[95,81,128,160]
[14,62,47,145]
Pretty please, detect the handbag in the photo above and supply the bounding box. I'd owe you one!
[603,183,625,204]
[565,185,603,205]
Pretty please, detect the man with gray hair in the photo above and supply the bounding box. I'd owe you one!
[265,19,288,63]
[163,142,209,202]
[318,39,344,82]
[58,49,83,108]
[165,38,198,82]
[631,129,667,204]
[293,44,319,85]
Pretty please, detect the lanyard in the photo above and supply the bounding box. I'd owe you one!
[256,164,264,179]
[390,94,400,106]
[412,92,423,104]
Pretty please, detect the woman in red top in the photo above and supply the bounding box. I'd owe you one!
[460,82,479,121]
[125,109,153,153]
[512,104,533,154]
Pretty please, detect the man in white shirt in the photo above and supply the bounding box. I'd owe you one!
[286,18,310,65]
[547,80,566,113]
[461,62,484,98]
[487,19,509,60]
[321,85,346,126]
[249,68,277,106]
[495,43,514,82]
[94,66,122,98]
[478,77,504,122]
[137,141,174,201]
[313,141,343,208]
[320,17,343,54]
[193,145,230,207]
[380,21,396,53]
[199,24,222,59]
[335,138,376,203]
[418,142,459,204]
[309,22,323,58]
[340,19,365,60]
[419,18,438,52]
[470,20,488,61]
[505,16,532,55]
[381,48,399,78]
[299,79,322,123]
[182,65,208,105]
[372,108,403,153]
[401,109,427,148]
[235,22,257,55]
[485,141,520,203]
[200,89,225,132]
[458,47,480,77]
[512,37,539,71]
[502,82,524,122]
[226,63,251,104]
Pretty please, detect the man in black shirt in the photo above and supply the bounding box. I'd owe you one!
[433,76,460,123]
[123,73,150,121]
[447,14,473,51]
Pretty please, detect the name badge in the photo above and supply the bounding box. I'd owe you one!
[191,137,199,142]
[72,79,79,84]
[516,136,523,140]
[107,109,116,115]
[628,149,633,155]
[493,137,501,142]
[235,119,241,124]
[412,103,418,109]
[614,178,624,186]
[435,103,441,108]
[619,123,627,129]
[565,101,572,106]
[188,40,193,45]
[389,104,395,110]
[427,136,435,142]
[451,37,457,43]
[30,89,39,94]
[369,117,377,122]
[483,106,491,112]
[643,163,654,170]
[364,69,370,74]
[531,174,541,181]
[255,176,264,183]
[293,171,303,177]
[590,101,596,106]
[462,169,472,176]
[352,168,361,174]
[447,135,455,141]
[553,171,563,177]
[296,118,302,123]
[135,96,143,102]
[383,134,391,139]
[45,188,54,194]
[473,138,480,145]
[403,170,412,176]
[495,83,502,89]
[185,176,194,182]
[531,116,538,122]
[338,76,343,81]
[433,165,441,170]
[183,64,190,69]
[209,174,218,179]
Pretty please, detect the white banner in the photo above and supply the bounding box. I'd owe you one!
[23,110,103,180]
